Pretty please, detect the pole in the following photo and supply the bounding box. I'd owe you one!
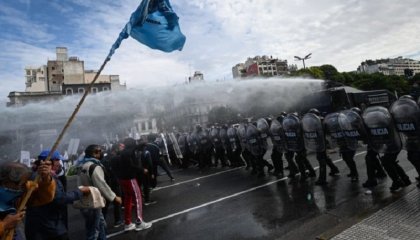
[2,57,111,240]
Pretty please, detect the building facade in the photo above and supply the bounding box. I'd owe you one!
[8,47,126,106]
[357,57,420,76]
[232,55,288,79]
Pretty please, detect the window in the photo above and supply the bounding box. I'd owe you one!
[92,87,98,93]
[66,88,73,95]
[52,67,55,70]
[78,88,85,94]
[26,70,30,75]
[141,122,146,130]
[103,87,109,91]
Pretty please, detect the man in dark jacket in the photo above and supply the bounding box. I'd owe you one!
[116,138,152,232]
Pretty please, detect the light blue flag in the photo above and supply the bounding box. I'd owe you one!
[107,0,186,59]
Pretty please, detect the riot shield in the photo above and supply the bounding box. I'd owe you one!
[337,110,362,151]
[362,106,401,153]
[177,134,187,155]
[324,112,349,150]
[169,132,183,159]
[390,98,420,151]
[210,128,221,146]
[219,127,229,151]
[269,119,285,152]
[237,124,249,151]
[227,127,239,152]
[282,114,303,152]
[246,123,264,156]
[197,129,212,152]
[302,113,325,152]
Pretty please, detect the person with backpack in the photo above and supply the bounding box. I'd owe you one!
[77,145,122,240]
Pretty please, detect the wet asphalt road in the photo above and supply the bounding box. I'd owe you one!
[67,149,418,240]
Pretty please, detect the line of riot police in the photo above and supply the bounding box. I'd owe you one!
[167,94,420,192]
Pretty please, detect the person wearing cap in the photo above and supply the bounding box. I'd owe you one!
[25,150,91,240]
[0,159,56,238]
[38,150,67,190]
[77,144,122,239]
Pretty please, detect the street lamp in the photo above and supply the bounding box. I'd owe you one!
[294,53,312,69]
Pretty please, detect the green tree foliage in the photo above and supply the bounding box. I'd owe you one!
[292,64,412,96]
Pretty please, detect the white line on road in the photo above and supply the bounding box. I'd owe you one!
[107,151,366,238]
[153,166,244,191]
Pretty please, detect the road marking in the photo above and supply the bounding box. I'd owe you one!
[153,167,244,191]
[107,151,366,239]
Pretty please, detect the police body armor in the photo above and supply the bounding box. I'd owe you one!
[219,127,230,151]
[257,118,270,151]
[197,129,212,152]
[237,123,249,151]
[210,127,222,148]
[282,114,303,152]
[302,113,326,152]
[336,110,363,151]
[227,126,239,152]
[389,98,420,151]
[269,119,285,153]
[324,112,349,150]
[246,123,264,157]
[187,132,199,155]
[362,106,402,153]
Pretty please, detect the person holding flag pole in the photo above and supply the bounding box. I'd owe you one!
[2,0,186,239]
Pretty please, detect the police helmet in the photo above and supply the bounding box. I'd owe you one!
[350,107,362,115]
[400,95,414,100]
[308,108,320,116]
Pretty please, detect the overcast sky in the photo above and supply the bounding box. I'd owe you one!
[0,0,419,103]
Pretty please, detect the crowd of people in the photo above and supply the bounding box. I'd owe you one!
[1,95,420,240]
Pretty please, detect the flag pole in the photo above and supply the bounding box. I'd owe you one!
[1,57,111,240]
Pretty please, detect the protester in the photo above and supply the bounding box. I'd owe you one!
[25,151,91,240]
[0,160,56,238]
[77,145,122,240]
[117,138,152,232]
[102,144,123,227]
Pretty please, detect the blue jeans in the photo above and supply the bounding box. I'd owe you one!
[80,208,107,240]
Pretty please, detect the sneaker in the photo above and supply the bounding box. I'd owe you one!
[136,221,152,231]
[124,223,136,231]
[144,200,157,206]
[329,169,340,176]
[390,181,403,193]
[402,178,412,187]
[114,220,123,228]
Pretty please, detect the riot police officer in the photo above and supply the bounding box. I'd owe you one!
[302,108,339,185]
[362,105,411,192]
